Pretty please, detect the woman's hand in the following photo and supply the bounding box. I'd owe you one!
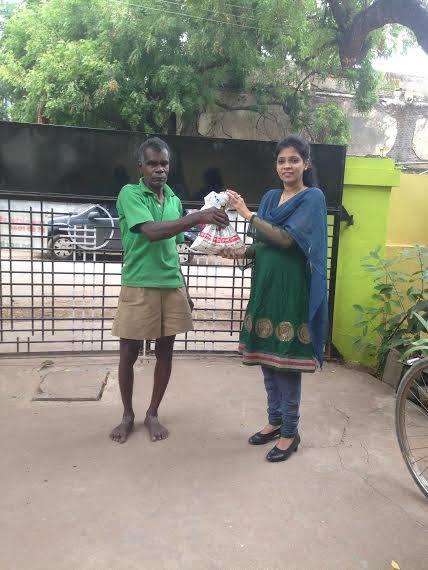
[227,190,253,220]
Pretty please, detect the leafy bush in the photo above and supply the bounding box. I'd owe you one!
[402,312,428,361]
[311,103,350,145]
[353,245,428,373]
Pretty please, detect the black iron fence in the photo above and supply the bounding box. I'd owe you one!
[0,194,339,356]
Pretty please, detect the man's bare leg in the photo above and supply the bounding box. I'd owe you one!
[144,335,175,441]
[110,338,140,443]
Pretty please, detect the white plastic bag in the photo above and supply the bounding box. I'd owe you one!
[189,191,245,255]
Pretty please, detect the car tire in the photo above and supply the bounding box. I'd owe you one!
[47,234,75,261]
[177,241,194,265]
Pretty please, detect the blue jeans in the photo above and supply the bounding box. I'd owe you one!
[262,365,302,438]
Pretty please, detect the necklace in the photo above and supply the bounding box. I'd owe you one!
[278,185,307,206]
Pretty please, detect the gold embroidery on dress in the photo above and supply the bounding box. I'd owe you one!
[297,323,311,344]
[255,318,273,339]
[275,321,294,342]
[244,314,253,333]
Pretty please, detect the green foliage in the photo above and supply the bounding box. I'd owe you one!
[352,60,379,113]
[1,0,263,131]
[0,0,405,140]
[310,103,350,145]
[353,245,428,373]
[0,1,20,120]
[401,312,428,361]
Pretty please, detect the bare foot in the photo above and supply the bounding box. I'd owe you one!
[260,423,281,435]
[144,414,169,442]
[110,414,134,443]
[276,436,295,451]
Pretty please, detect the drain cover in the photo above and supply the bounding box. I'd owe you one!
[33,367,109,401]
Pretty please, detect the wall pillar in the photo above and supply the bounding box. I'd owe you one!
[332,157,400,365]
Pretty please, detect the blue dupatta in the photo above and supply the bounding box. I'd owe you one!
[256,187,328,366]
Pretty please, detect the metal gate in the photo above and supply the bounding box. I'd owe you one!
[0,192,342,357]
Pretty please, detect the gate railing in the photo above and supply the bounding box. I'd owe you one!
[0,193,340,357]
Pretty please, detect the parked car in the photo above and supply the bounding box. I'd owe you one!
[45,204,202,264]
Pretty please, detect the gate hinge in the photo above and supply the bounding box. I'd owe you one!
[338,205,354,226]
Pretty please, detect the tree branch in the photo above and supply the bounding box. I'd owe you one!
[293,72,316,96]
[302,40,337,63]
[330,0,428,68]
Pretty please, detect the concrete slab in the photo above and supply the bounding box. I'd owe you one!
[0,355,427,570]
[33,365,109,401]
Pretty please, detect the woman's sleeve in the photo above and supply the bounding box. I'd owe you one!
[248,216,294,249]
[245,244,256,258]
[237,244,257,271]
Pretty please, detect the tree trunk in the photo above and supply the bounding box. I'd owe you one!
[387,105,420,162]
[180,114,200,136]
[166,113,177,135]
[328,0,428,68]
[36,101,49,124]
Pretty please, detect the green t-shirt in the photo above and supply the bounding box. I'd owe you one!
[117,179,185,288]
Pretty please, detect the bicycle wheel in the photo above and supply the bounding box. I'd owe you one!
[396,357,428,498]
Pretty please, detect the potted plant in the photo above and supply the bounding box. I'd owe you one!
[353,245,428,388]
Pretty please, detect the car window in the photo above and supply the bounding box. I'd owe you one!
[99,204,118,217]
[90,207,104,218]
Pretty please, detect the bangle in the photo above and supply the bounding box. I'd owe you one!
[246,213,255,222]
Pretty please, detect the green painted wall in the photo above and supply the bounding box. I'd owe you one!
[332,157,400,365]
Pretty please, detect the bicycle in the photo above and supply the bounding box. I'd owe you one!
[395,356,428,498]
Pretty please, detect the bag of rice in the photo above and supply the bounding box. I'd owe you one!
[189,191,245,255]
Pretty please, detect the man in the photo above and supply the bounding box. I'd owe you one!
[110,137,228,443]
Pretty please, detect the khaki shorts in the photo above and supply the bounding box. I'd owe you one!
[112,286,193,340]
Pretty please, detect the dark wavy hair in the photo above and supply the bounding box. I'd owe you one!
[274,134,317,187]
[136,137,170,163]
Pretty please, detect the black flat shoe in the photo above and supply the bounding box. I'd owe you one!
[248,427,281,445]
[266,433,300,462]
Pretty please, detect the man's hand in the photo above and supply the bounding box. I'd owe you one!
[219,248,245,259]
[198,207,229,227]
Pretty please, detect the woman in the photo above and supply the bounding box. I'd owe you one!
[224,135,328,463]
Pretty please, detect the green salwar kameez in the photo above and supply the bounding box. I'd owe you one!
[239,241,316,372]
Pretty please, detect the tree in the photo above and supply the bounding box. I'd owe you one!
[0,0,426,143]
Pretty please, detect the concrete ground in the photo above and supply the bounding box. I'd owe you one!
[0,355,426,570]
